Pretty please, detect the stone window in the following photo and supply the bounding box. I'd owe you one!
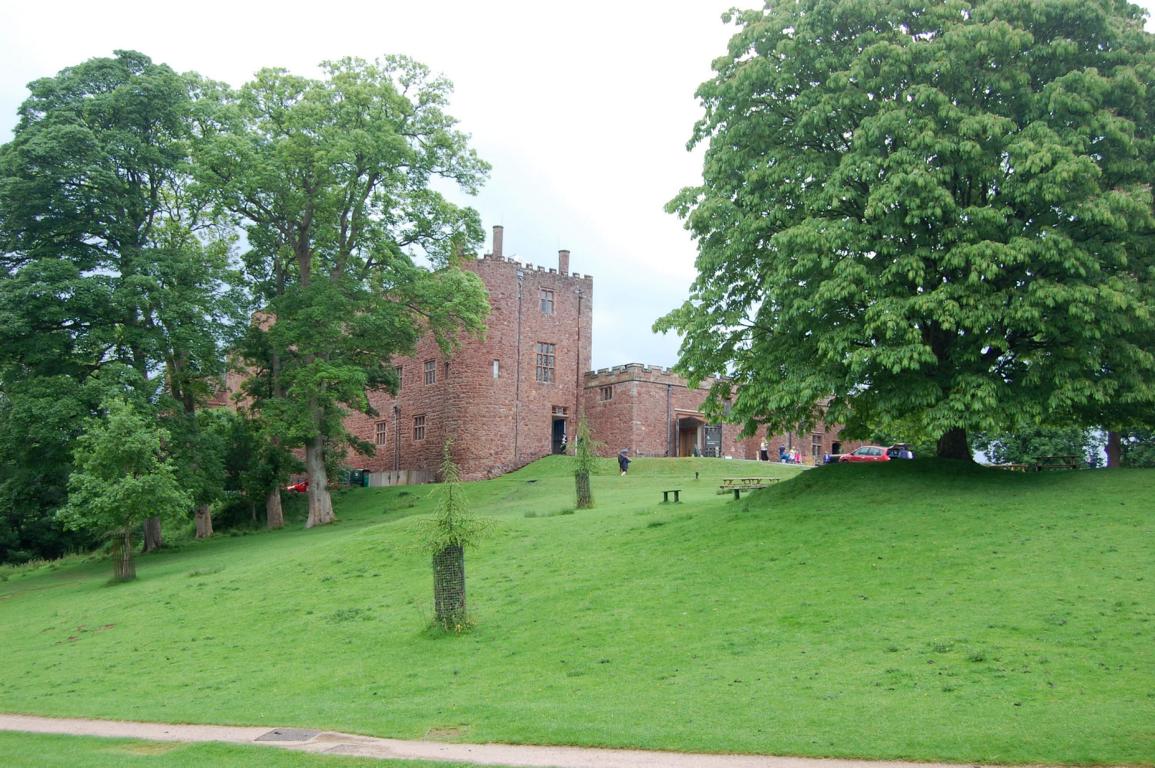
[375,420,387,446]
[540,288,554,315]
[599,385,613,401]
[413,414,426,441]
[811,433,823,461]
[492,359,500,379]
[424,359,436,385]
[535,342,556,383]
[444,361,450,380]
[394,365,403,390]
[552,406,568,417]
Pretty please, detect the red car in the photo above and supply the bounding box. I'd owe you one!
[839,446,891,462]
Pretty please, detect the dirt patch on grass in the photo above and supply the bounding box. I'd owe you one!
[424,724,469,740]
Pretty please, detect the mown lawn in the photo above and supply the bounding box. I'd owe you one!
[1,457,1152,765]
[0,731,477,768]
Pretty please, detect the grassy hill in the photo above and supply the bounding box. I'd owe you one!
[1,458,1152,765]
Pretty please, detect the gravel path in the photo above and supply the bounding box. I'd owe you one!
[0,713,1014,768]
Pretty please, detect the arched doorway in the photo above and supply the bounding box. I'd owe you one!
[676,415,705,457]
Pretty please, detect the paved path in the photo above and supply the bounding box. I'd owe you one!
[0,713,1014,768]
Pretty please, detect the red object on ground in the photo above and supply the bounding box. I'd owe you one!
[839,446,891,462]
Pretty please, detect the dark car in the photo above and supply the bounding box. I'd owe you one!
[887,444,915,459]
[839,446,890,462]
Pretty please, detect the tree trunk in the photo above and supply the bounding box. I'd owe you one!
[142,517,163,553]
[1106,430,1121,468]
[936,427,972,460]
[433,544,466,630]
[266,488,284,529]
[194,503,213,539]
[113,530,136,582]
[575,471,592,509]
[305,434,335,528]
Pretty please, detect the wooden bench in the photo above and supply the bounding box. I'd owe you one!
[661,489,682,503]
[717,477,779,500]
[1034,455,1081,471]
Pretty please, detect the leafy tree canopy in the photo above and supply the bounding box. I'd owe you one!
[0,51,244,560]
[971,426,1100,466]
[195,55,490,526]
[1120,429,1155,466]
[657,0,1155,458]
[58,397,191,579]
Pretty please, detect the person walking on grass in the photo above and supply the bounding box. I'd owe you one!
[618,448,631,476]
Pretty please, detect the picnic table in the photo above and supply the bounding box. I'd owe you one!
[1034,455,1082,471]
[717,477,779,500]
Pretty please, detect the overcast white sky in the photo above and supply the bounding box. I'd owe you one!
[2,1,1153,371]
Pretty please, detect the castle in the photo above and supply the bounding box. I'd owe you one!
[343,226,852,482]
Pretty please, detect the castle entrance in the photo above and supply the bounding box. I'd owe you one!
[551,406,568,454]
[676,415,705,457]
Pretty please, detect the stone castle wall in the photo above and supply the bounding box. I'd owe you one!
[582,364,858,464]
[344,226,592,480]
[339,226,855,480]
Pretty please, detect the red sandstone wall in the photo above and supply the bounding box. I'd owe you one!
[583,365,859,465]
[227,228,855,482]
[344,231,592,481]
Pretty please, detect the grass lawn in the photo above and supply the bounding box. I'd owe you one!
[1,457,1152,765]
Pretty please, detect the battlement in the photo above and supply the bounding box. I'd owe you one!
[584,362,732,389]
[479,252,592,281]
[479,225,591,280]
[587,362,675,378]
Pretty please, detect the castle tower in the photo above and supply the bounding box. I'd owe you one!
[349,226,593,481]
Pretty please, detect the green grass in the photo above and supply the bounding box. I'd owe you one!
[1,457,1152,765]
[0,731,479,767]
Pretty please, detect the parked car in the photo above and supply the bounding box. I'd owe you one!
[285,480,309,493]
[887,443,915,459]
[839,446,891,462]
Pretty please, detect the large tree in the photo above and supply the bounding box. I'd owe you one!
[657,0,1155,458]
[196,56,490,527]
[0,51,242,560]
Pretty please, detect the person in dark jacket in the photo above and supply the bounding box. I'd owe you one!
[618,449,631,476]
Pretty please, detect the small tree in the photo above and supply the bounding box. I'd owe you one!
[58,399,191,582]
[421,441,487,631]
[572,418,603,509]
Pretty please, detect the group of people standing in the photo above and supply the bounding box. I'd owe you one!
[619,440,805,473]
[759,438,802,464]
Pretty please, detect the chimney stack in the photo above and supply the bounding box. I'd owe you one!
[558,249,570,275]
[492,225,504,259]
